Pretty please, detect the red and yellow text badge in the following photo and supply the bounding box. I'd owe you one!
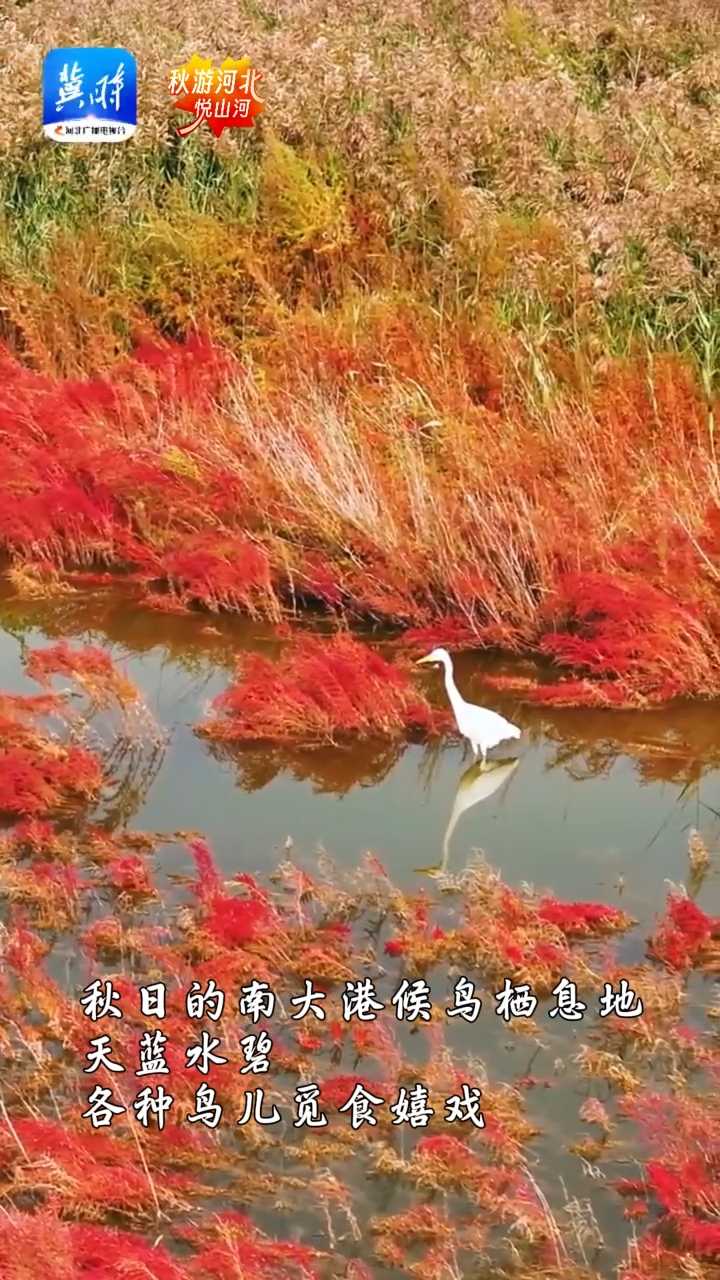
[168,54,263,138]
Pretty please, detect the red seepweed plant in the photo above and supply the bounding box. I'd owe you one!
[0,687,101,819]
[647,892,720,972]
[196,632,452,745]
[2,329,720,707]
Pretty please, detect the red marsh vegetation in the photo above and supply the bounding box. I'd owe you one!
[1,329,720,709]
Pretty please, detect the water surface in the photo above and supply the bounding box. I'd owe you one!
[3,585,720,1272]
[3,586,717,925]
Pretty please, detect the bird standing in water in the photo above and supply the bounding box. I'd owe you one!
[416,647,521,763]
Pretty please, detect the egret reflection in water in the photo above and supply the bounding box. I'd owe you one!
[416,756,520,877]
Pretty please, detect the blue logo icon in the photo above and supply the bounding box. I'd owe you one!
[42,47,137,143]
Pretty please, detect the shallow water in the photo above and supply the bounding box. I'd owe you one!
[4,587,719,924]
[3,585,720,1272]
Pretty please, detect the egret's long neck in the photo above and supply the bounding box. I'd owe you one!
[441,656,465,718]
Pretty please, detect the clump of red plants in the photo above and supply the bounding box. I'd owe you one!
[0,687,100,819]
[614,1082,720,1277]
[648,891,720,973]
[196,632,451,745]
[382,858,634,996]
[0,640,160,824]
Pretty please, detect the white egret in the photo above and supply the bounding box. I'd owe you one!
[416,647,521,763]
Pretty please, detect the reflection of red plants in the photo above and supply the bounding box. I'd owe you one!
[196,633,450,744]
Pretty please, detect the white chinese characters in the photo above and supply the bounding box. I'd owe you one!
[55,61,126,114]
[78,973,644,1131]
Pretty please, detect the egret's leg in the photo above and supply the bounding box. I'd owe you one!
[480,746,487,765]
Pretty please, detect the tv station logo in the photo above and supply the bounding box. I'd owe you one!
[42,47,137,143]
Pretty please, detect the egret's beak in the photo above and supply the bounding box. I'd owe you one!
[415,655,433,666]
